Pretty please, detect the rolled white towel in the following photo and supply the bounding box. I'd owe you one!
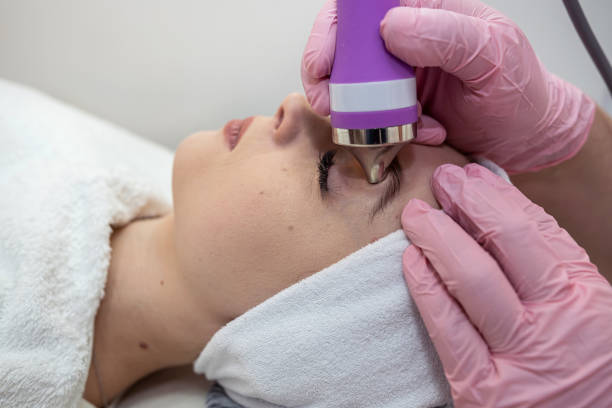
[0,78,173,408]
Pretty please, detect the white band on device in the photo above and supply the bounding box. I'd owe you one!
[329,78,417,113]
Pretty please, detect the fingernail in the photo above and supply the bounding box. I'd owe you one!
[402,245,423,284]
[379,7,398,37]
[401,199,432,231]
[380,17,388,36]
[465,163,503,185]
[464,163,488,178]
[416,116,446,145]
[432,164,465,212]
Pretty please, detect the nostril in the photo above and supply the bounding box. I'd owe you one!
[274,106,284,130]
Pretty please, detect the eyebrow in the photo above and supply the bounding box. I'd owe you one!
[369,159,401,221]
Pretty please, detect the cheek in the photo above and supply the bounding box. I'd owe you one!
[398,144,470,207]
[407,177,439,209]
[174,158,325,319]
[175,187,284,319]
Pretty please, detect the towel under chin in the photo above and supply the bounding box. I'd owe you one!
[0,78,173,408]
[195,230,451,408]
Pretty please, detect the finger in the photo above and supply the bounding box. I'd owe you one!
[301,0,337,116]
[302,0,337,80]
[400,0,495,19]
[415,113,446,146]
[301,65,331,116]
[463,164,601,284]
[432,164,577,302]
[402,245,490,382]
[380,7,499,88]
[402,199,525,352]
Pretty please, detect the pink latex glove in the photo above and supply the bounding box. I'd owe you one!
[301,0,596,174]
[401,163,612,407]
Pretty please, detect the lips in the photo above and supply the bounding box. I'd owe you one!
[222,116,255,150]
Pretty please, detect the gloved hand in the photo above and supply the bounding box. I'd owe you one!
[301,0,596,174]
[401,163,612,407]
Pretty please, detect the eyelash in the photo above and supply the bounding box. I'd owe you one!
[369,159,401,221]
[318,150,336,193]
[317,151,402,212]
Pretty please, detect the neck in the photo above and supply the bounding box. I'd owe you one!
[83,214,222,406]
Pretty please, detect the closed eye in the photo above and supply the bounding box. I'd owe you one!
[318,150,336,196]
[369,159,401,220]
[318,149,402,218]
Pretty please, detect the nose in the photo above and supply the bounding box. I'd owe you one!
[273,93,331,148]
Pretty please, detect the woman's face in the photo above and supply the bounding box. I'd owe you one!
[173,93,467,322]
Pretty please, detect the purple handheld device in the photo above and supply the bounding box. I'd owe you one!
[330,0,417,184]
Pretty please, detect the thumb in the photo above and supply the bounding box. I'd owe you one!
[415,113,446,146]
[401,210,491,382]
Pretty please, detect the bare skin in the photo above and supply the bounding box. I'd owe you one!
[84,97,612,406]
[83,215,217,406]
[83,94,470,406]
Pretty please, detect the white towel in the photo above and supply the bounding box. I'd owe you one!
[194,230,449,408]
[195,162,509,408]
[0,78,173,408]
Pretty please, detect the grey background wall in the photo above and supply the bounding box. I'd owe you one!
[0,0,610,149]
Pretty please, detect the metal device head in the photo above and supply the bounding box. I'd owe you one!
[333,123,416,183]
[328,0,419,185]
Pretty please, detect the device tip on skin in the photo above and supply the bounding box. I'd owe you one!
[332,123,416,184]
[345,144,405,184]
